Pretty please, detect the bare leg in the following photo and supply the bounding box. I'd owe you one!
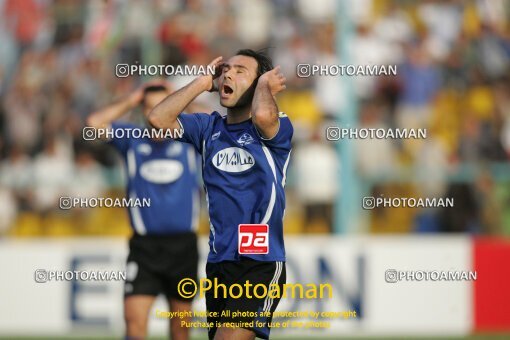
[169,298,193,340]
[124,295,157,339]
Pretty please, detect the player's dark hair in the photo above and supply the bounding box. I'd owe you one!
[235,49,273,78]
[142,85,167,105]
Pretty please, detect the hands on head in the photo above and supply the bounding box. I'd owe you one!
[202,56,224,93]
[203,55,286,97]
[258,65,286,96]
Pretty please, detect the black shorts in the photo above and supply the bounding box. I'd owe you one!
[206,259,286,340]
[124,232,198,301]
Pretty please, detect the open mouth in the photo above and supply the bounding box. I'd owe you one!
[222,84,234,96]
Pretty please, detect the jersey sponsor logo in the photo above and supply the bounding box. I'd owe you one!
[238,224,269,254]
[139,159,183,184]
[212,147,255,173]
[237,132,255,146]
[211,131,221,141]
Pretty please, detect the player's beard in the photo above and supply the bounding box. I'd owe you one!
[221,80,257,109]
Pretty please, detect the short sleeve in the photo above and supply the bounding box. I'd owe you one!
[257,112,293,151]
[108,121,136,155]
[176,113,213,154]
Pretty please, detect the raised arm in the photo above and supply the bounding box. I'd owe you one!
[148,57,223,131]
[86,88,143,130]
[86,88,143,129]
[251,66,286,139]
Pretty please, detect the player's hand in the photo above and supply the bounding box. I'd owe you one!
[202,56,223,92]
[258,66,286,96]
[128,87,145,107]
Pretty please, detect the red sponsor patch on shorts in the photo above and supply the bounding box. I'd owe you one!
[238,224,269,254]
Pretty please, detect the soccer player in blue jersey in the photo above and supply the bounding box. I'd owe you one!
[149,50,292,340]
[87,82,200,340]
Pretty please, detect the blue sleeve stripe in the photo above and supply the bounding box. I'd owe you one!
[282,149,292,188]
[260,183,276,225]
[261,143,277,181]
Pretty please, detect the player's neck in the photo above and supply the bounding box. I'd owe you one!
[226,106,251,124]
